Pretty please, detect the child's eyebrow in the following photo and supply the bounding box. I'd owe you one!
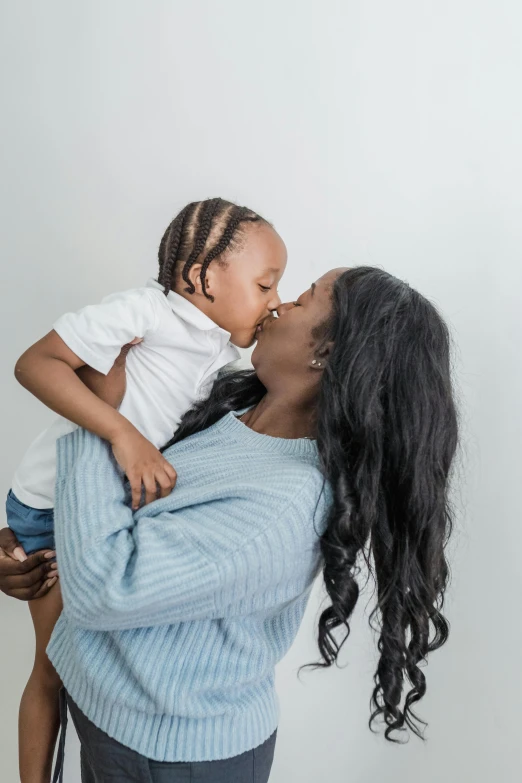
[311,283,316,296]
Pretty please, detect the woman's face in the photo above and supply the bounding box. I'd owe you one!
[251,268,348,390]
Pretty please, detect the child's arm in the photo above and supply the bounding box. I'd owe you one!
[15,331,177,509]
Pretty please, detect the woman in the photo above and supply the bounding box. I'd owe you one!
[0,267,458,782]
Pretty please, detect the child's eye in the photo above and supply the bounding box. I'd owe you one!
[259,285,271,292]
[293,301,302,307]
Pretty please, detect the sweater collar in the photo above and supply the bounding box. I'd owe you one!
[207,410,320,459]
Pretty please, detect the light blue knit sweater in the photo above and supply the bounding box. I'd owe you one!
[47,410,331,762]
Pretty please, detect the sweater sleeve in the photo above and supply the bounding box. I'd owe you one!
[54,428,325,631]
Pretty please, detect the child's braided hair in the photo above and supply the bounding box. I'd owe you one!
[158,198,267,302]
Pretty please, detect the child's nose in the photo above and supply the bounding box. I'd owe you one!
[268,290,282,311]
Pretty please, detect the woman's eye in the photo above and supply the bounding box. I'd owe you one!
[259,285,271,292]
[293,301,302,307]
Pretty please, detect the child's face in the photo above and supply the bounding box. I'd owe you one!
[200,223,288,348]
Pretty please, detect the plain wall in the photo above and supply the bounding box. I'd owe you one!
[1,2,521,781]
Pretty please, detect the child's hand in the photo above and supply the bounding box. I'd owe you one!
[110,426,177,509]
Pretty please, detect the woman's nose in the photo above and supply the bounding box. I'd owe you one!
[276,301,295,317]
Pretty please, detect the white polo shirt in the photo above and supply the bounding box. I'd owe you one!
[11,279,240,509]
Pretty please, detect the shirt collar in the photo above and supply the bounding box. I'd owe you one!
[146,278,240,363]
[146,278,228,333]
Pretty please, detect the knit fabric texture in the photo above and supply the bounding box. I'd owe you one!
[47,411,331,762]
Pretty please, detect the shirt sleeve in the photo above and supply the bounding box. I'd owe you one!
[53,288,160,375]
[54,428,325,631]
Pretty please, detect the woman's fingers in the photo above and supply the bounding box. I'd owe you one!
[0,547,54,575]
[8,560,54,588]
[0,546,57,601]
[0,527,27,562]
[115,337,143,363]
[8,569,42,589]
[12,580,55,601]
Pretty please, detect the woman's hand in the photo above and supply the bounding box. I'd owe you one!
[0,528,58,600]
[110,426,177,509]
[76,338,141,409]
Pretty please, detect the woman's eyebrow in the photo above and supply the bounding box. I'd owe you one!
[311,283,316,296]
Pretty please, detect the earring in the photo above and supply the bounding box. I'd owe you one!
[311,359,322,367]
[312,359,317,365]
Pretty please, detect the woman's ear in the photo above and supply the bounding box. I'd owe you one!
[316,340,334,359]
[310,340,334,369]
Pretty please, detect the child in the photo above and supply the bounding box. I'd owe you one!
[7,197,287,783]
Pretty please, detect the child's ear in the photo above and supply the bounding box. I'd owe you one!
[185,263,207,296]
[184,262,221,301]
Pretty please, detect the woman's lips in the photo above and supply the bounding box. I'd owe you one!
[256,316,276,335]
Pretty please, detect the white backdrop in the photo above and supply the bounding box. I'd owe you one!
[1,2,520,781]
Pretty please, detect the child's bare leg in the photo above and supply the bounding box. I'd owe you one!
[19,582,63,783]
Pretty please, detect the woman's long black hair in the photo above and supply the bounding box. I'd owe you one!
[166,267,459,743]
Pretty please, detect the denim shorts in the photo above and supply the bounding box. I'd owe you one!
[5,490,55,553]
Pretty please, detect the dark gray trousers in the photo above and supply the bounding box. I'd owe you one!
[66,694,277,783]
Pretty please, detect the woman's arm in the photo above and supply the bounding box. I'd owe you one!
[54,429,323,631]
[55,428,219,629]
[75,338,140,409]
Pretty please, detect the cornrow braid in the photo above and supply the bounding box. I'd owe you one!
[180,198,222,295]
[199,208,260,302]
[157,198,266,301]
[158,202,198,295]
